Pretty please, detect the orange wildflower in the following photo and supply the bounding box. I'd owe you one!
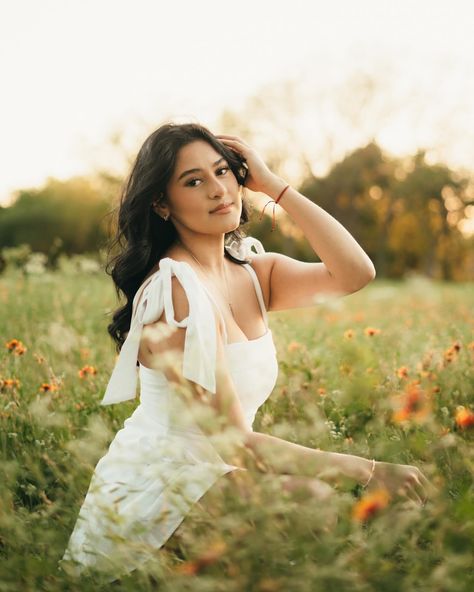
[5,339,27,355]
[318,387,326,396]
[5,339,21,351]
[39,383,59,393]
[78,365,97,378]
[455,406,474,429]
[443,342,461,365]
[344,329,355,339]
[287,341,301,352]
[364,327,381,337]
[352,488,391,522]
[392,381,432,424]
[396,366,409,379]
[175,540,227,575]
[1,378,21,389]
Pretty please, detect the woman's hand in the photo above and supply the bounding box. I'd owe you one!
[367,461,436,506]
[215,134,282,195]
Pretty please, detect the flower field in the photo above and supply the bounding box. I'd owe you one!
[0,268,472,591]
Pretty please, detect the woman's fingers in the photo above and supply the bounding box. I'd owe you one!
[216,134,250,148]
[411,477,428,504]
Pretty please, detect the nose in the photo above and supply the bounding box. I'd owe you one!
[209,176,226,199]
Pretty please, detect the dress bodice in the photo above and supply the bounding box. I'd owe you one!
[100,236,278,430]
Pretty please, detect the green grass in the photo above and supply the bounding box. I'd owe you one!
[0,269,473,591]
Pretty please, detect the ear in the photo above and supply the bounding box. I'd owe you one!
[152,194,169,218]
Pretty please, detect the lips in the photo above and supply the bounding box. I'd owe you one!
[210,202,233,213]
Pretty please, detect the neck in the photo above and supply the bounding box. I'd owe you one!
[175,233,227,275]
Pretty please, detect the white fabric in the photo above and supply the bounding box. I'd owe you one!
[60,235,278,580]
[100,235,266,406]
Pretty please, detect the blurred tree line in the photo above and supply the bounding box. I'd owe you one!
[252,142,472,281]
[0,142,473,280]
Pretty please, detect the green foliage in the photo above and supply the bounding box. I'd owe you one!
[249,144,474,280]
[0,269,472,590]
[0,176,116,255]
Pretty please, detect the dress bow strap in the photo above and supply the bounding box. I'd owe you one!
[225,236,265,260]
[100,258,218,405]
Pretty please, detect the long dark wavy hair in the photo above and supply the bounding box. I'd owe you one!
[105,121,252,353]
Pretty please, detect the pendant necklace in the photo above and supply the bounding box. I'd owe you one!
[177,240,235,319]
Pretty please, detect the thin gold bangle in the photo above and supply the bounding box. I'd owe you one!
[362,459,376,488]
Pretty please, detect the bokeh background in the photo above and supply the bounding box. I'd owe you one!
[1,0,474,280]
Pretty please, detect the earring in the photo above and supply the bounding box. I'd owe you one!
[162,213,170,221]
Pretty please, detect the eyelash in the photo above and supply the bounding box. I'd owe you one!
[186,167,229,187]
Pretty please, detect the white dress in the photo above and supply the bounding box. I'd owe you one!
[60,236,279,580]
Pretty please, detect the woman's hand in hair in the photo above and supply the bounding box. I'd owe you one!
[215,134,282,195]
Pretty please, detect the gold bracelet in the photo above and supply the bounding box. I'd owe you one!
[362,458,376,488]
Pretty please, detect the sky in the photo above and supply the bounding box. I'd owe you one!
[1,0,474,232]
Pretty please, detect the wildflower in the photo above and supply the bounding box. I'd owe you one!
[5,339,27,355]
[287,341,301,352]
[352,488,391,522]
[455,406,474,429]
[364,327,381,337]
[318,387,326,396]
[78,365,97,379]
[175,540,227,575]
[344,329,355,339]
[39,383,59,393]
[392,381,432,424]
[33,353,46,364]
[1,378,21,390]
[443,348,455,363]
[396,366,409,379]
[443,342,461,365]
[5,339,21,351]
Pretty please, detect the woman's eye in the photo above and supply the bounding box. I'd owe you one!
[186,167,229,187]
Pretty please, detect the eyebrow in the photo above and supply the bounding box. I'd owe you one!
[177,157,227,181]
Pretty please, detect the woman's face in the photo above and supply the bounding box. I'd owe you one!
[161,140,242,235]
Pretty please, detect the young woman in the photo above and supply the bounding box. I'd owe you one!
[60,122,433,580]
